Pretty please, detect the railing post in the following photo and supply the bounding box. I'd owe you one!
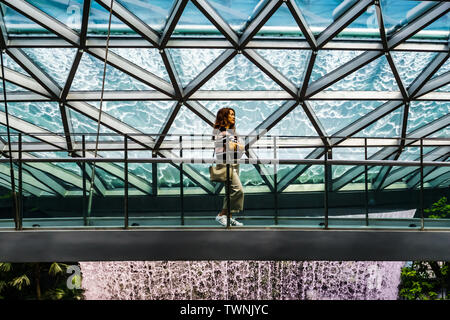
[124,134,129,229]
[82,134,87,226]
[273,136,278,225]
[226,163,231,228]
[420,138,424,230]
[324,146,329,229]
[364,138,369,227]
[180,135,184,226]
[18,133,22,230]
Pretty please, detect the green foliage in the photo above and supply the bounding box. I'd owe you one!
[0,262,84,300]
[399,197,450,300]
[398,261,448,300]
[424,196,450,219]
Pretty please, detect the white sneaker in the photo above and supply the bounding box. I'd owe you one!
[230,217,243,226]
[215,215,227,226]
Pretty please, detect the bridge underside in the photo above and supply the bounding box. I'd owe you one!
[1,228,449,262]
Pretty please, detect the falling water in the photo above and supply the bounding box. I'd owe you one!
[79,260,405,300]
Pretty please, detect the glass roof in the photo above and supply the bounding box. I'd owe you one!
[0,0,448,197]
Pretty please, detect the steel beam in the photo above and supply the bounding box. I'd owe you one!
[0,0,80,46]
[286,0,317,50]
[382,147,450,189]
[316,0,373,49]
[0,163,54,195]
[183,49,236,99]
[153,101,182,153]
[66,90,171,101]
[239,0,283,48]
[243,49,298,97]
[6,48,61,97]
[159,0,188,48]
[95,0,160,47]
[305,50,383,98]
[333,115,450,190]
[192,0,239,47]
[87,48,176,98]
[408,52,448,98]
[4,37,448,51]
[331,100,404,146]
[415,71,450,97]
[159,49,183,98]
[387,2,450,49]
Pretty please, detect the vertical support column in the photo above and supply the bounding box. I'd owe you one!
[420,138,424,230]
[152,151,157,196]
[124,134,129,229]
[180,135,184,226]
[324,147,329,229]
[18,133,22,230]
[226,163,231,228]
[82,135,87,226]
[364,138,369,227]
[273,136,278,225]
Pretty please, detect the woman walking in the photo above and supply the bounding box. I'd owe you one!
[213,108,245,226]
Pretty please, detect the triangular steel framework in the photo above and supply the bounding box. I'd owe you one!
[0,0,447,196]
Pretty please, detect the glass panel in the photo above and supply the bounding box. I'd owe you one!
[169,49,225,87]
[430,126,450,138]
[436,83,450,92]
[406,101,450,135]
[0,162,14,228]
[433,59,450,78]
[22,48,77,87]
[174,0,223,36]
[204,100,286,136]
[117,0,175,33]
[335,4,380,39]
[380,0,436,35]
[167,105,213,138]
[328,147,366,228]
[21,160,85,228]
[25,0,84,31]
[391,51,437,87]
[367,164,421,229]
[255,49,310,87]
[416,12,449,41]
[423,164,450,229]
[0,3,51,35]
[356,105,404,138]
[69,108,122,142]
[201,54,282,90]
[1,81,30,93]
[89,100,174,135]
[110,48,170,82]
[309,100,386,136]
[83,161,125,227]
[71,53,154,91]
[280,163,325,228]
[327,56,398,91]
[295,0,352,35]
[88,0,135,35]
[207,0,265,35]
[5,102,64,133]
[310,50,364,83]
[270,106,317,137]
[2,53,29,76]
[256,3,303,38]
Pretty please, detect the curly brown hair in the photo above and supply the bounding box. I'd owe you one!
[213,107,235,129]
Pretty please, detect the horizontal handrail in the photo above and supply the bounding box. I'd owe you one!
[1,157,448,167]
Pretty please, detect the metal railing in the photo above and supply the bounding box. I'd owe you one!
[0,133,448,231]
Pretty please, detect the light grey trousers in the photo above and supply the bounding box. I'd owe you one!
[221,165,244,213]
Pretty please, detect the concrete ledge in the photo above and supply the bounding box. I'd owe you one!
[1,228,450,262]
